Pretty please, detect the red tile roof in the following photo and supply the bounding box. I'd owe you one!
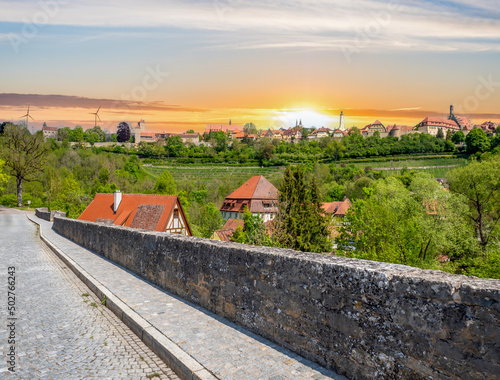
[321,198,351,217]
[78,193,191,235]
[419,117,458,129]
[213,218,244,242]
[454,116,471,128]
[205,124,243,133]
[226,176,278,199]
[220,176,279,214]
[222,218,245,230]
[42,126,58,131]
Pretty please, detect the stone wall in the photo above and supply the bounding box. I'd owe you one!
[53,217,500,380]
[35,208,66,222]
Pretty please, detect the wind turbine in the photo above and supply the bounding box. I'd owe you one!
[20,105,35,130]
[90,105,101,128]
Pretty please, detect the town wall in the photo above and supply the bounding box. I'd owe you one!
[35,207,66,221]
[53,217,500,380]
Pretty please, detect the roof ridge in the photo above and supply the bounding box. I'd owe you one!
[95,193,178,197]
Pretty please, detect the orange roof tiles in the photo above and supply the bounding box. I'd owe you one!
[205,124,243,133]
[226,176,278,199]
[321,198,352,217]
[213,218,244,242]
[222,218,245,230]
[78,193,190,234]
[419,117,458,129]
[220,176,279,214]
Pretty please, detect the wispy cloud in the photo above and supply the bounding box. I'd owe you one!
[0,93,207,113]
[1,0,499,52]
[390,107,422,111]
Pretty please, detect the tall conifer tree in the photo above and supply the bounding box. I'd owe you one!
[274,166,331,253]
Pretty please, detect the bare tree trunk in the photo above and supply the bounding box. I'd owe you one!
[16,177,23,207]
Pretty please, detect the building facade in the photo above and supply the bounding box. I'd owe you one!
[219,176,279,222]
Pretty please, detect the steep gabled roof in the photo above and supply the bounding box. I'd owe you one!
[78,193,191,235]
[321,198,352,217]
[226,176,278,200]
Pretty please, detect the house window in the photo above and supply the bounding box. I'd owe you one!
[173,209,179,219]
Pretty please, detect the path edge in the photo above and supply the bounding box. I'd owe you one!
[27,214,217,380]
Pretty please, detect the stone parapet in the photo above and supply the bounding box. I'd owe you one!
[53,216,500,380]
[35,207,66,221]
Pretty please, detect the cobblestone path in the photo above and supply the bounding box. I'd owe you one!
[0,211,180,379]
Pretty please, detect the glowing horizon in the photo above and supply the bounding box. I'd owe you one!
[1,1,499,133]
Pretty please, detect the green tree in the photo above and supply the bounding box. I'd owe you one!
[192,202,223,238]
[344,176,374,200]
[273,166,331,253]
[70,125,84,142]
[57,127,71,141]
[165,136,185,157]
[242,208,273,246]
[211,131,228,153]
[436,128,444,139]
[448,156,500,250]
[452,130,465,144]
[152,170,177,194]
[445,129,453,141]
[0,124,49,206]
[325,140,346,162]
[186,129,195,134]
[259,142,274,162]
[465,128,490,154]
[243,123,257,134]
[337,174,474,266]
[348,127,360,135]
[0,121,10,135]
[0,159,9,190]
[117,122,131,143]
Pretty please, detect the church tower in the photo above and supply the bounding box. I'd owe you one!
[339,111,345,131]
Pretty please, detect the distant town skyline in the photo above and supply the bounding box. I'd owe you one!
[1,0,499,132]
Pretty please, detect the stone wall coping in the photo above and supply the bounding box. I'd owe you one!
[51,215,500,379]
[55,216,500,294]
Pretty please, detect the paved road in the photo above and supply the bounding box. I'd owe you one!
[0,211,179,379]
[33,215,345,380]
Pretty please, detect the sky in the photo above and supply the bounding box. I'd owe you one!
[0,0,499,133]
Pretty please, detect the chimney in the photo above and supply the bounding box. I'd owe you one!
[114,190,122,213]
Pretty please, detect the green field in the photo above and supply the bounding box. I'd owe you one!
[143,156,468,186]
[142,165,287,186]
[347,157,468,169]
[378,166,463,178]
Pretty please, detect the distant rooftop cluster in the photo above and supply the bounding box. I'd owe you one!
[34,104,498,143]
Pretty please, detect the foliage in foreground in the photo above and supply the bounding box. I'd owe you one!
[337,155,500,278]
